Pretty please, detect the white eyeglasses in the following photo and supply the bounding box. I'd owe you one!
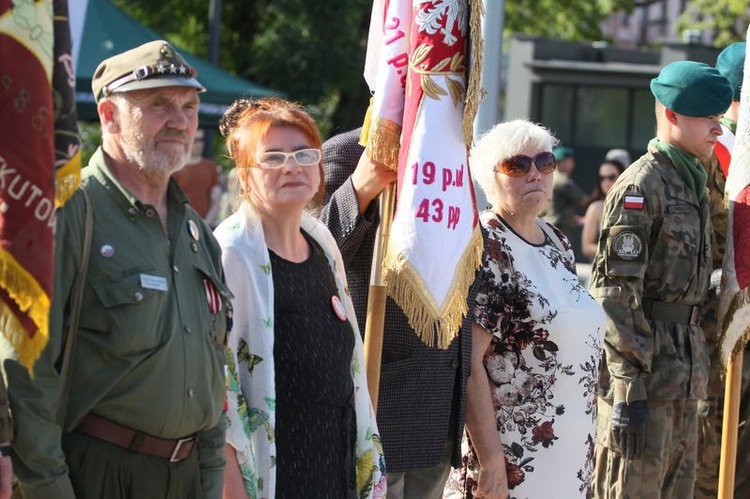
[255,148,322,169]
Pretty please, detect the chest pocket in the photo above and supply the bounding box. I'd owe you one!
[649,205,701,291]
[89,268,168,352]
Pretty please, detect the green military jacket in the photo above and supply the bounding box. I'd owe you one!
[589,145,711,403]
[6,148,230,499]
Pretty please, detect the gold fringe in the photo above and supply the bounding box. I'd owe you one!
[359,97,375,148]
[366,117,402,171]
[463,0,485,148]
[720,287,750,369]
[55,150,82,206]
[0,249,51,373]
[382,226,483,349]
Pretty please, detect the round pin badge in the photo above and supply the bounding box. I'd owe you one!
[100,244,115,258]
[331,295,347,321]
[187,220,200,241]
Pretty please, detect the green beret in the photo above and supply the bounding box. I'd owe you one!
[553,146,574,161]
[650,61,733,117]
[716,42,746,101]
[92,40,205,103]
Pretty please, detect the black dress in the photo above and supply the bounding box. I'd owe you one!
[270,230,357,498]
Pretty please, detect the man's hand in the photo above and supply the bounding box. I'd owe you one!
[350,151,397,214]
[611,400,648,459]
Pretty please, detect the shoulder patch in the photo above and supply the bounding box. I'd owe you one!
[612,231,644,261]
[623,194,644,210]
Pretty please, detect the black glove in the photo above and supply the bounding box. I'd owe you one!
[611,400,648,459]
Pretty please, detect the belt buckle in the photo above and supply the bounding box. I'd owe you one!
[169,437,193,463]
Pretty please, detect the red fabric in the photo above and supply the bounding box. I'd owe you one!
[0,28,56,340]
[714,140,731,178]
[734,187,750,289]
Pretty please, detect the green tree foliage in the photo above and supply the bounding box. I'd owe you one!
[676,0,749,47]
[110,0,650,135]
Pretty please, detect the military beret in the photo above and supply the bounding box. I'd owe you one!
[92,40,205,103]
[650,61,733,117]
[716,42,746,102]
[553,146,574,161]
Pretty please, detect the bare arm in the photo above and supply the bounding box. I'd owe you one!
[222,444,249,499]
[581,201,603,260]
[465,322,508,499]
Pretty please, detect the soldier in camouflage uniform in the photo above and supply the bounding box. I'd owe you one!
[589,61,733,498]
[695,42,749,499]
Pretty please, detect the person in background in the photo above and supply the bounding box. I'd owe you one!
[694,41,750,499]
[444,119,605,498]
[172,128,223,228]
[541,145,588,244]
[0,40,231,499]
[589,61,732,498]
[580,160,625,260]
[215,99,386,499]
[320,128,471,499]
[604,149,631,170]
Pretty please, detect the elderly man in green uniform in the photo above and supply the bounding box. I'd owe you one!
[589,60,733,498]
[0,40,231,499]
[695,42,749,499]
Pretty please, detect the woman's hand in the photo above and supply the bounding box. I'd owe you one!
[222,443,250,499]
[473,456,509,499]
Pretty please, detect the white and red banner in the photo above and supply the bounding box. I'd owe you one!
[364,0,482,348]
[720,32,750,365]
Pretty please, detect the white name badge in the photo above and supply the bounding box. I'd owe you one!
[140,274,168,291]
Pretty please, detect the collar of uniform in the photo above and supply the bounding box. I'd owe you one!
[87,147,190,223]
[646,143,702,207]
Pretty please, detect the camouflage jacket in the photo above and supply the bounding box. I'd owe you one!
[589,145,711,402]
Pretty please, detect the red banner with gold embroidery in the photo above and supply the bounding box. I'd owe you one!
[0,0,80,370]
[364,0,483,348]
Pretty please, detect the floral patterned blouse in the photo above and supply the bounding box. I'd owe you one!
[445,211,605,499]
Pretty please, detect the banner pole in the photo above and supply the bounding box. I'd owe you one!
[718,346,744,499]
[363,184,396,412]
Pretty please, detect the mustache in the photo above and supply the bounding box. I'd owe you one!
[156,130,189,141]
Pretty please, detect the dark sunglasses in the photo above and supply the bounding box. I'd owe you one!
[497,152,557,177]
[598,174,618,182]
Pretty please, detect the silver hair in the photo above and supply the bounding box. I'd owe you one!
[471,119,558,206]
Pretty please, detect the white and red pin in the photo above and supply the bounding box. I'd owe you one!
[331,295,347,321]
[188,220,200,241]
[100,244,115,258]
[623,194,644,210]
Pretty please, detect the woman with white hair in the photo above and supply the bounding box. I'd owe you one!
[444,120,606,498]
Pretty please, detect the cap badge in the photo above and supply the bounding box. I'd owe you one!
[188,220,200,241]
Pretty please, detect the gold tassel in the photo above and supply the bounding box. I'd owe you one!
[55,151,82,207]
[359,97,375,148]
[463,0,486,148]
[0,249,51,373]
[383,226,483,348]
[366,117,402,171]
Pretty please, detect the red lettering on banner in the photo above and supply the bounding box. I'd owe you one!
[415,198,461,230]
[411,161,436,185]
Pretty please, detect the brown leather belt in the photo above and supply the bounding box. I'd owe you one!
[642,298,701,326]
[77,413,197,462]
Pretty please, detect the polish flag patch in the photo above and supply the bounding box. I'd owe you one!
[623,195,644,210]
